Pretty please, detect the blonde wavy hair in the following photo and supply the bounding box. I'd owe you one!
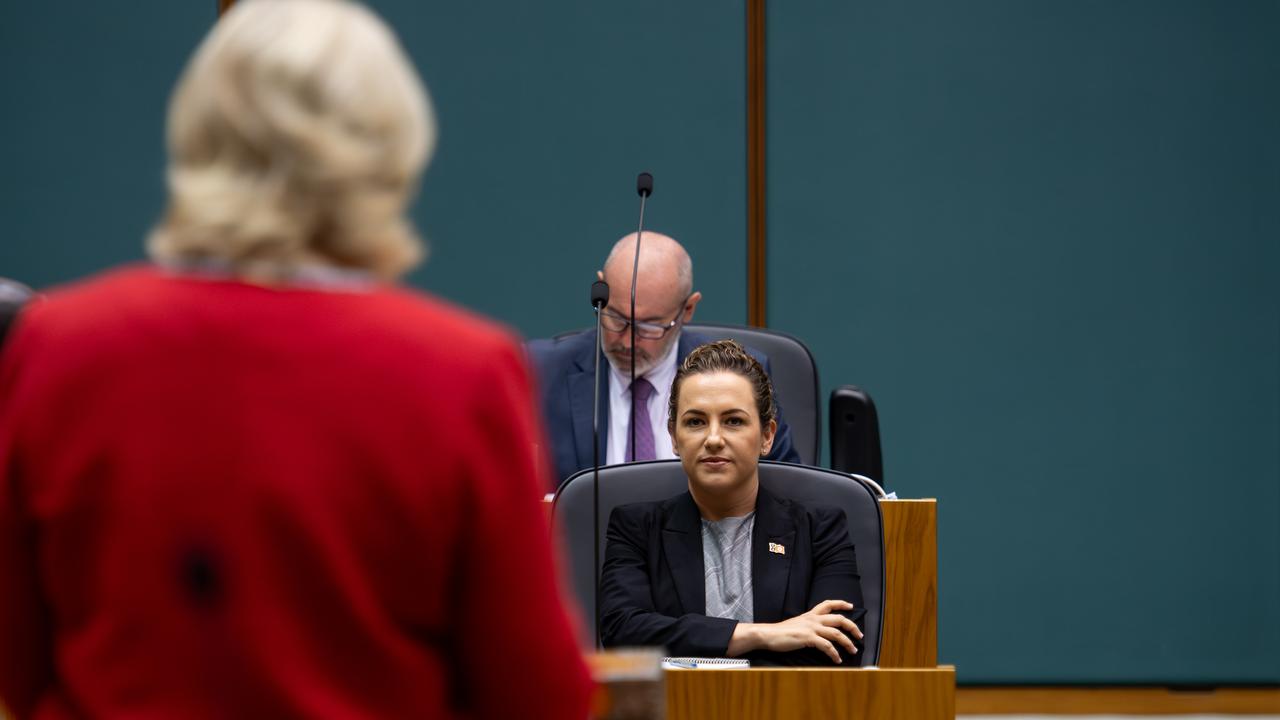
[148,0,435,281]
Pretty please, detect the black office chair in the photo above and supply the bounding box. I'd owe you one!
[684,323,820,466]
[829,385,885,487]
[551,459,884,665]
[548,323,821,466]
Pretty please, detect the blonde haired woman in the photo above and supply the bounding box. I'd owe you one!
[0,1,591,717]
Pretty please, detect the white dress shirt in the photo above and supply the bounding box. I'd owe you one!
[605,338,680,465]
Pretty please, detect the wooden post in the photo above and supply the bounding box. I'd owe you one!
[877,499,938,667]
[745,0,767,327]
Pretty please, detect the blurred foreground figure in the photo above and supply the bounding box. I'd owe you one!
[0,1,592,717]
[0,279,34,347]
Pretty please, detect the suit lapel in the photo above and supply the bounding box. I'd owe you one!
[751,487,795,623]
[661,493,705,615]
[568,330,609,472]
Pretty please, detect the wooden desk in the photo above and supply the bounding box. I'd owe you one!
[550,495,942,668]
[584,497,947,719]
[665,666,955,720]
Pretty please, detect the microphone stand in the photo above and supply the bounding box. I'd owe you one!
[590,279,608,649]
[594,173,651,650]
[630,172,653,462]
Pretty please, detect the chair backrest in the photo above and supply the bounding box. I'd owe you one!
[551,460,884,665]
[684,323,820,466]
[828,384,885,487]
[547,323,820,466]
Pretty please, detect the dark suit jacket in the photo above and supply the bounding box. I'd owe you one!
[598,486,866,667]
[526,329,800,487]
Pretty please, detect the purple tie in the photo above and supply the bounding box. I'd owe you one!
[625,377,657,462]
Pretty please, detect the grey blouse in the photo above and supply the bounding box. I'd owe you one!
[701,512,756,623]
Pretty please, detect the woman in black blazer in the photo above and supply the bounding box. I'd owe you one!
[599,340,865,666]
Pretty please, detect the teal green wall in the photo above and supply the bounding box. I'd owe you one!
[371,0,749,336]
[0,1,749,334]
[2,0,1276,686]
[0,4,212,286]
[767,0,1279,683]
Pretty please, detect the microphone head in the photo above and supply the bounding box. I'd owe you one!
[590,280,610,309]
[636,172,654,197]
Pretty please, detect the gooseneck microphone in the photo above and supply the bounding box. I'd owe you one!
[590,279,610,474]
[590,278,609,649]
[629,172,653,462]
[590,280,610,460]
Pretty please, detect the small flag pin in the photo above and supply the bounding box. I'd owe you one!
[768,542,786,555]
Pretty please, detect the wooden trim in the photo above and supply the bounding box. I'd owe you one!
[957,686,1280,715]
[667,667,956,720]
[745,0,767,327]
[218,0,236,16]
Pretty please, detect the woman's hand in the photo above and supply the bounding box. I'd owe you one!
[727,600,863,664]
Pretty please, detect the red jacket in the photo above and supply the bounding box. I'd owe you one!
[0,266,592,719]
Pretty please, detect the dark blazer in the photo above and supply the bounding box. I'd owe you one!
[599,486,866,667]
[526,329,800,487]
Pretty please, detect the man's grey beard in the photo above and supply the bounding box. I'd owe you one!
[605,345,654,375]
[604,328,681,377]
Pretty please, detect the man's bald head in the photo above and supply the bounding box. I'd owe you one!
[597,231,702,375]
[602,232,693,301]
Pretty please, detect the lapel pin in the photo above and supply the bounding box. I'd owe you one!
[768,542,786,556]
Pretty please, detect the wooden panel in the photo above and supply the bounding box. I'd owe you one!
[956,686,1280,715]
[877,499,937,667]
[667,667,955,720]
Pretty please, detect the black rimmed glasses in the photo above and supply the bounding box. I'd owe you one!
[599,295,692,340]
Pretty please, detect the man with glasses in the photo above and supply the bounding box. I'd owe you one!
[528,232,799,486]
